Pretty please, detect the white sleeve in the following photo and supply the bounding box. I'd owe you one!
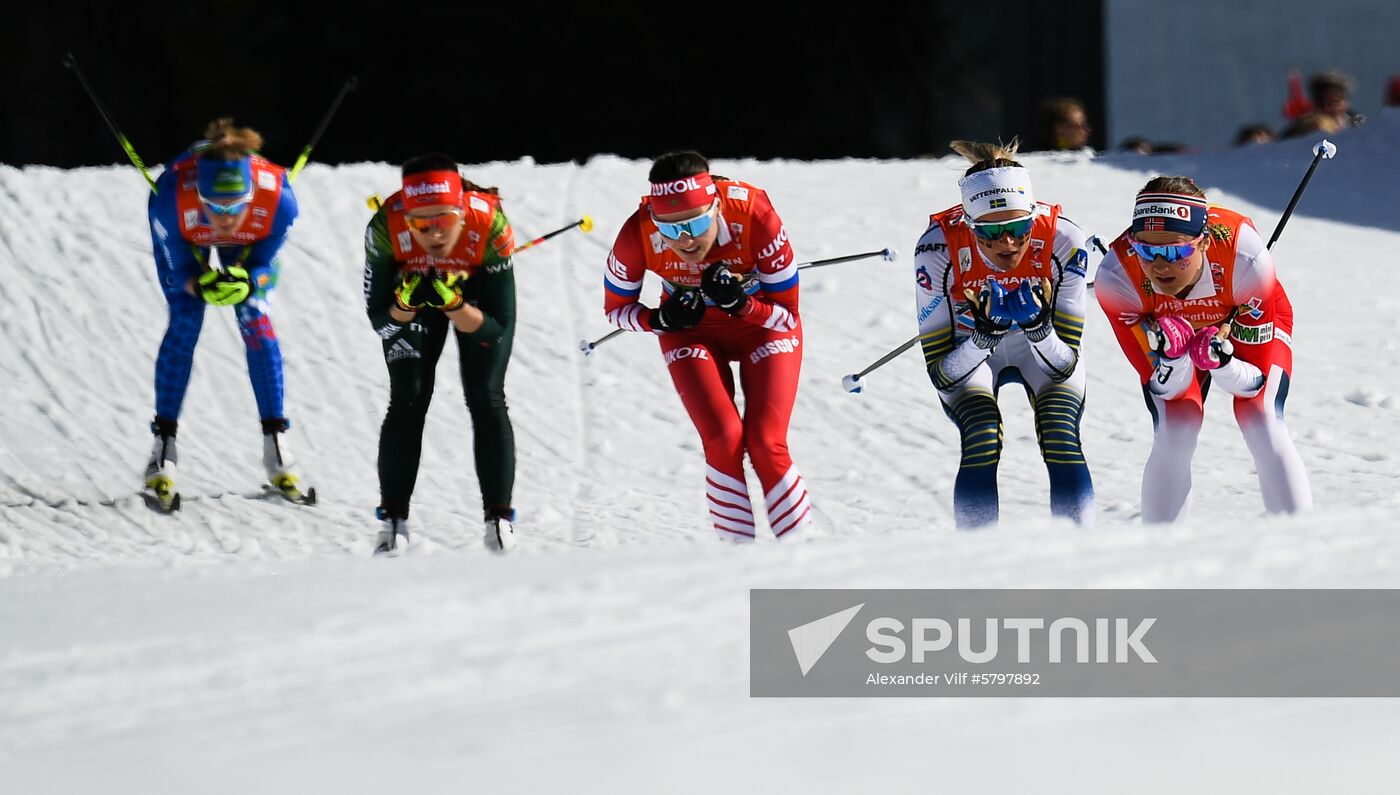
[1022,217,1090,381]
[914,224,992,391]
[1147,353,1195,399]
[1229,222,1277,308]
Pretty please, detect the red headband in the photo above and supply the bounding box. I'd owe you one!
[401,170,463,209]
[649,172,716,214]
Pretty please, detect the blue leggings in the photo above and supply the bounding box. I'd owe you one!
[154,279,285,422]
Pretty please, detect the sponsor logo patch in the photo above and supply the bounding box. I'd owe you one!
[749,336,801,364]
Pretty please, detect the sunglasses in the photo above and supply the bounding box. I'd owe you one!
[404,210,464,233]
[1129,234,1205,263]
[200,193,253,217]
[969,216,1035,241]
[652,203,716,240]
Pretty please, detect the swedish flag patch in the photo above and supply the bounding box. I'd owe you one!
[988,198,1008,209]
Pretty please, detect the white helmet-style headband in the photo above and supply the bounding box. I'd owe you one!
[958,165,1036,219]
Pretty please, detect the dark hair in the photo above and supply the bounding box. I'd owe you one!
[949,139,1023,176]
[1232,124,1274,146]
[1139,175,1205,198]
[1308,70,1354,102]
[649,150,710,183]
[401,153,498,195]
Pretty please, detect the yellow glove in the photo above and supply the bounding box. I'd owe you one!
[428,271,465,311]
[394,273,424,312]
[197,266,251,306]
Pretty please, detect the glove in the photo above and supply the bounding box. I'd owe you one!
[394,273,425,312]
[197,266,251,306]
[964,281,1013,350]
[1149,315,1194,359]
[424,270,465,311]
[700,263,749,315]
[1007,279,1053,340]
[650,288,707,332]
[1187,326,1233,370]
[395,270,465,312]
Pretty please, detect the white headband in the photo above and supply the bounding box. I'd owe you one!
[958,166,1036,219]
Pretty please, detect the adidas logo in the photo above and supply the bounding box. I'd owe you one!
[386,339,419,362]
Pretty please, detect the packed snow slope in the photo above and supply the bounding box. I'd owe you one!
[1,114,1398,792]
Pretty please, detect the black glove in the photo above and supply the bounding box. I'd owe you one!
[650,289,706,332]
[700,263,750,315]
[964,282,1013,350]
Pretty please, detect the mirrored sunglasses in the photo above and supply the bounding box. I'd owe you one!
[1129,234,1205,263]
[653,203,716,240]
[404,209,465,233]
[969,216,1035,241]
[200,193,253,217]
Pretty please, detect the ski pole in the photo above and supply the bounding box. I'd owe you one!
[514,216,595,254]
[579,328,625,357]
[1268,139,1336,249]
[797,247,896,270]
[287,76,358,183]
[841,335,919,393]
[1211,139,1336,343]
[62,52,158,192]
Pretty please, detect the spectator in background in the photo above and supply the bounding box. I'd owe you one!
[1281,111,1341,140]
[1384,75,1400,108]
[1233,124,1275,146]
[1308,70,1366,128]
[1118,136,1152,155]
[1032,97,1093,152]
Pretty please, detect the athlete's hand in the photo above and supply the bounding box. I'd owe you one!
[197,266,251,306]
[425,270,466,312]
[650,289,706,332]
[394,273,424,312]
[965,281,1012,350]
[700,263,749,315]
[1187,325,1233,370]
[1149,315,1194,359]
[1008,278,1053,338]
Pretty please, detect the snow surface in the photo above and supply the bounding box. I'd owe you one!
[2,114,1399,792]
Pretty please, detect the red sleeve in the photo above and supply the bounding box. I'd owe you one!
[735,193,799,331]
[603,211,655,333]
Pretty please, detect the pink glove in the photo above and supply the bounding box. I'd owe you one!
[1187,326,1232,370]
[1152,315,1194,359]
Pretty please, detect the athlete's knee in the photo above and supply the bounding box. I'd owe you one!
[1034,386,1087,460]
[464,384,508,414]
[951,392,1003,465]
[702,416,746,459]
[742,421,790,464]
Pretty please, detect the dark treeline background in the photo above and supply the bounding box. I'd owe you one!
[6,2,1104,168]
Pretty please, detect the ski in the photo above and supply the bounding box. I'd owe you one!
[142,477,181,514]
[264,482,318,507]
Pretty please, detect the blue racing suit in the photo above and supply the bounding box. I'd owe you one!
[147,152,298,424]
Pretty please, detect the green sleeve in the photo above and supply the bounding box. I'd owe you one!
[459,206,516,344]
[363,209,403,338]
